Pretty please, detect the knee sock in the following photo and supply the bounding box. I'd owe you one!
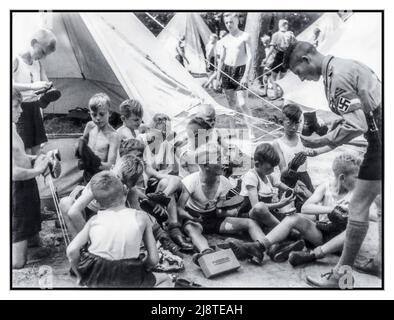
[258,237,272,251]
[336,219,369,272]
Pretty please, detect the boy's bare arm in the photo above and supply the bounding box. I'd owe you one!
[68,186,95,232]
[301,184,333,215]
[12,154,48,181]
[100,133,120,170]
[141,213,159,269]
[272,140,288,173]
[177,186,195,220]
[82,121,95,139]
[66,219,93,281]
[242,34,253,82]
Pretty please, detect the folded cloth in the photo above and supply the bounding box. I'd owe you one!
[36,87,61,109]
[75,138,102,183]
[153,247,184,273]
[77,250,156,288]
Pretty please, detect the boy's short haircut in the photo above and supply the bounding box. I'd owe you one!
[119,138,146,157]
[195,143,222,165]
[254,143,280,167]
[119,99,144,119]
[332,152,362,177]
[152,113,170,126]
[12,88,23,105]
[32,28,57,52]
[283,41,318,70]
[279,19,289,28]
[116,154,144,188]
[224,12,239,19]
[90,171,124,208]
[88,93,111,112]
[283,104,302,122]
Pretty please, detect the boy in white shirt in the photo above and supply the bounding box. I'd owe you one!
[67,171,172,288]
[178,143,268,264]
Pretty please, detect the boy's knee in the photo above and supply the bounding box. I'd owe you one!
[251,203,269,217]
[245,218,259,229]
[13,258,27,270]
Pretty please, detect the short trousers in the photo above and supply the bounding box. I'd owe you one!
[358,108,382,181]
[12,179,41,243]
[77,250,156,288]
[221,64,247,91]
[321,227,344,244]
[183,207,225,235]
[271,51,286,73]
[16,100,47,149]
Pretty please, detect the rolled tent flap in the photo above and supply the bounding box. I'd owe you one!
[157,13,212,75]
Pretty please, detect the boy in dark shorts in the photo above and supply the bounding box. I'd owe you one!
[285,40,382,287]
[76,93,120,183]
[177,143,267,263]
[67,171,173,288]
[13,28,58,155]
[215,12,254,138]
[12,88,50,269]
[263,19,295,99]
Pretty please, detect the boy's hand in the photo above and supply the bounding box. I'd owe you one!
[31,81,52,91]
[279,190,296,206]
[152,204,166,217]
[240,76,249,88]
[34,154,50,174]
[179,210,203,223]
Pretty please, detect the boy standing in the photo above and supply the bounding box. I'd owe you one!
[285,41,382,287]
[77,93,119,183]
[263,19,295,99]
[66,171,172,288]
[12,88,50,269]
[13,28,59,155]
[216,13,254,138]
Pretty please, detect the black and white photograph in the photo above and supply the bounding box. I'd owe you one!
[9,8,384,293]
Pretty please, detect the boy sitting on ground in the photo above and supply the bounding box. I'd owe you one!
[12,88,50,269]
[61,153,183,258]
[117,139,194,252]
[237,143,296,232]
[178,143,268,264]
[76,93,119,183]
[116,99,144,141]
[272,104,314,193]
[231,152,360,266]
[66,171,173,288]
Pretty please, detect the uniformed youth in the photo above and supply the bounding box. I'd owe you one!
[283,40,382,288]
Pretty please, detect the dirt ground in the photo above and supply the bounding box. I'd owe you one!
[12,87,381,289]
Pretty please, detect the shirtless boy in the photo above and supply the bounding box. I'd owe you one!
[216,12,254,138]
[76,93,120,183]
[12,88,50,269]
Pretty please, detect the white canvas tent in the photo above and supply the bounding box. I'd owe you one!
[12,12,226,121]
[278,12,382,111]
[12,12,234,197]
[157,13,212,75]
[296,13,344,49]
